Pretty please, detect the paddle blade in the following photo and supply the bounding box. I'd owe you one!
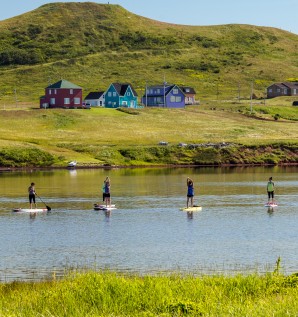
[46,206,51,211]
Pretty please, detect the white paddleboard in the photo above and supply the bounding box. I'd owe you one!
[94,204,116,210]
[13,208,48,213]
[102,207,117,211]
[180,206,202,212]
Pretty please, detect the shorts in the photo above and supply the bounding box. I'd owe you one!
[29,194,36,204]
[268,191,274,199]
[187,194,194,198]
[105,193,111,198]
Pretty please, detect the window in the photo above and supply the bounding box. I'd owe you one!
[64,98,70,105]
[74,98,80,105]
[173,88,178,94]
[185,88,190,93]
[170,96,175,102]
[54,89,57,94]
[294,89,297,94]
[176,96,182,102]
[157,89,160,94]
[113,92,117,97]
[277,89,280,92]
[108,92,112,97]
[127,92,130,96]
[156,97,163,104]
[49,89,52,95]
[70,89,73,95]
[268,89,272,93]
[50,98,55,105]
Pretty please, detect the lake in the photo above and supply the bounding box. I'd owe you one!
[0,166,297,282]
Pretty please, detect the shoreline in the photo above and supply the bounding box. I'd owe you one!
[1,162,298,172]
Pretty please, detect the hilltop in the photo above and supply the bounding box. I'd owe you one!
[0,2,298,105]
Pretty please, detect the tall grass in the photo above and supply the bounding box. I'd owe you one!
[1,270,298,316]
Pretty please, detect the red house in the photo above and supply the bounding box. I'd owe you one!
[40,79,83,108]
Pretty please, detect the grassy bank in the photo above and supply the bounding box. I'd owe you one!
[1,270,298,316]
[0,102,297,167]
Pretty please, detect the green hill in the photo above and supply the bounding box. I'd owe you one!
[0,2,298,105]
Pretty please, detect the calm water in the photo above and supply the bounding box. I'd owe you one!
[0,166,297,282]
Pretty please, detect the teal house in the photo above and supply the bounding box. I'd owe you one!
[105,83,138,108]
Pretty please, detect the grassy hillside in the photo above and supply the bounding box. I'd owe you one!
[0,2,298,105]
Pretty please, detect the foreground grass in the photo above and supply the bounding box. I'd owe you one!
[1,271,298,316]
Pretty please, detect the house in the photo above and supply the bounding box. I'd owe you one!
[267,82,298,98]
[141,84,185,108]
[40,79,82,108]
[104,83,138,108]
[84,91,105,107]
[180,86,197,105]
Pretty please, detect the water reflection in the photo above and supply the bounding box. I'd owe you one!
[0,166,297,282]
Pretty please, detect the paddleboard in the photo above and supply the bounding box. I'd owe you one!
[13,208,48,213]
[102,207,117,211]
[180,206,202,212]
[94,204,116,210]
[265,203,278,208]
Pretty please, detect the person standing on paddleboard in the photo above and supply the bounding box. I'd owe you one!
[267,177,275,205]
[28,182,37,209]
[104,177,111,207]
[186,177,194,208]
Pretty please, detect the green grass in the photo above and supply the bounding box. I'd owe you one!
[1,270,298,316]
[0,104,297,166]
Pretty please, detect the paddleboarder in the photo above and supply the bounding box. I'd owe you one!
[28,182,37,209]
[186,177,194,208]
[267,177,275,205]
[103,176,111,207]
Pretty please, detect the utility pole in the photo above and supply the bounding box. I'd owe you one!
[145,82,148,107]
[163,75,166,108]
[250,81,254,113]
[14,88,18,108]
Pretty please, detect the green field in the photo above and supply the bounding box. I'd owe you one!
[0,100,297,167]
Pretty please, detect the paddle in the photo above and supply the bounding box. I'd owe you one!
[36,195,51,211]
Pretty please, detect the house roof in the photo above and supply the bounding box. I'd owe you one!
[180,86,196,94]
[84,91,104,100]
[283,82,298,89]
[268,82,298,89]
[144,84,182,97]
[112,83,138,96]
[47,79,82,89]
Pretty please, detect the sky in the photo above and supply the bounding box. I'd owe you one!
[1,0,298,35]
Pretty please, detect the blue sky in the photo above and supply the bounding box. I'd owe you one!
[1,0,298,35]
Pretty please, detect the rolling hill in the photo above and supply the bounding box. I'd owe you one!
[0,2,298,105]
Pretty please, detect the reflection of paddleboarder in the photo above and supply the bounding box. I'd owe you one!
[267,177,275,205]
[186,177,194,208]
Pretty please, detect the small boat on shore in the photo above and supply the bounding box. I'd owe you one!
[67,160,77,168]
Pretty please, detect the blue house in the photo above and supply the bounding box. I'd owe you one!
[141,84,185,108]
[104,83,138,108]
